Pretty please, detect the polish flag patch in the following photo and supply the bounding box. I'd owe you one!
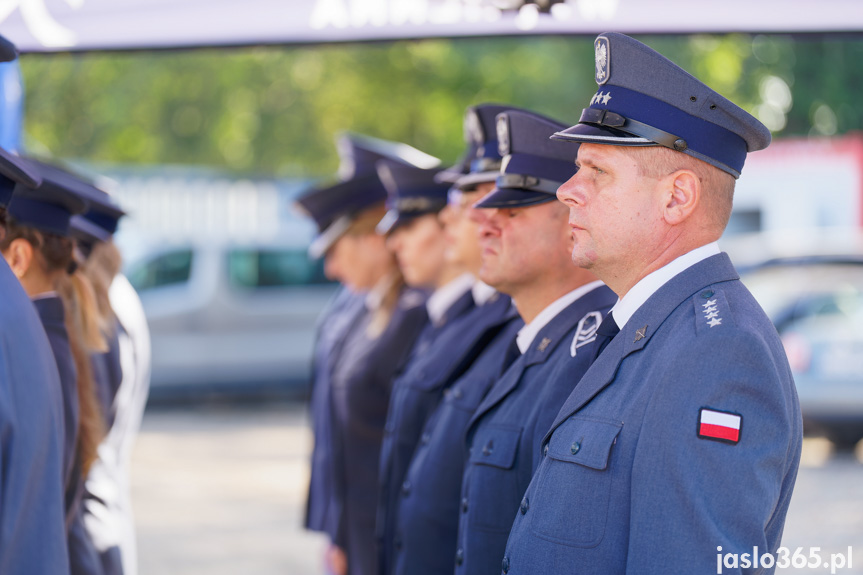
[697,408,742,444]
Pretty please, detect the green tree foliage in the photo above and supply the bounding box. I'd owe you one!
[19,34,863,178]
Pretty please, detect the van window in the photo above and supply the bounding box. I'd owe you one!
[127,249,194,292]
[228,249,330,288]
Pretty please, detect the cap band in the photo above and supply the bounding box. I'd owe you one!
[470,156,502,173]
[8,196,73,236]
[496,173,562,195]
[84,209,121,235]
[564,85,748,176]
[388,196,446,214]
[0,176,14,207]
[503,153,577,186]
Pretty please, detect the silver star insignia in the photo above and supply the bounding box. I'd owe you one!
[703,305,718,315]
[601,92,612,104]
[705,311,720,320]
[708,318,722,328]
[702,299,717,308]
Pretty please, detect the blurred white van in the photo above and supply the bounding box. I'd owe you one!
[124,238,338,400]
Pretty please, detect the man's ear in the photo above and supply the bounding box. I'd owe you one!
[661,169,700,226]
[4,238,34,279]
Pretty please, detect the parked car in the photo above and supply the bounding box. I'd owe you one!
[738,247,863,450]
[124,237,338,401]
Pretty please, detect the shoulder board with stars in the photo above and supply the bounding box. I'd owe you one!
[693,288,733,334]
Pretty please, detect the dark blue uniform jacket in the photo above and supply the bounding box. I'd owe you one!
[455,284,615,575]
[391,303,523,575]
[0,261,69,574]
[330,288,429,575]
[34,295,105,575]
[305,287,368,536]
[502,254,802,575]
[377,291,516,575]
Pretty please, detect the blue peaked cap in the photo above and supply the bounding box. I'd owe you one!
[552,32,771,179]
[8,162,89,237]
[297,133,440,257]
[375,159,448,235]
[437,103,511,188]
[475,110,578,209]
[33,161,125,236]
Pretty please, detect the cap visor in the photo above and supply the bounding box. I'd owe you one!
[551,122,654,147]
[70,215,111,244]
[474,187,557,209]
[0,150,41,188]
[308,214,352,259]
[434,164,468,184]
[375,209,400,235]
[454,171,498,191]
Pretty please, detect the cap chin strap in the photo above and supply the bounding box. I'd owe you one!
[579,108,689,152]
[496,173,563,195]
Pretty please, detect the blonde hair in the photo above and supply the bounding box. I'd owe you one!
[1,218,107,476]
[80,240,123,336]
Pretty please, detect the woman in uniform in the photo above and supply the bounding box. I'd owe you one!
[2,169,107,575]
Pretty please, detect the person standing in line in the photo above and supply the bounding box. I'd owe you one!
[501,33,802,574]
[0,38,70,570]
[298,133,434,575]
[387,103,526,575]
[453,109,615,575]
[2,166,107,575]
[373,152,516,575]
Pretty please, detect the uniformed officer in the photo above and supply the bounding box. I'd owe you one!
[0,57,70,572]
[64,170,131,575]
[501,32,802,574]
[374,148,519,575]
[3,164,107,575]
[298,133,433,575]
[387,104,526,575]
[453,109,616,575]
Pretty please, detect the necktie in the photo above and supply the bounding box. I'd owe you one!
[501,335,522,372]
[592,312,620,362]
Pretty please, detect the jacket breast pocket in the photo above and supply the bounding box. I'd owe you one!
[530,416,622,548]
[467,425,523,531]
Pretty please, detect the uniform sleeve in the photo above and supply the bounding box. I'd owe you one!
[625,328,800,574]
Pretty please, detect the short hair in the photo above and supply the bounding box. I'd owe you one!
[625,146,736,232]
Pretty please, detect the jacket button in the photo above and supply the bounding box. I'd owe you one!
[421,433,431,445]
[461,498,469,513]
[519,497,529,515]
[452,388,463,399]
[482,440,494,456]
[455,548,464,566]
[401,481,411,496]
[571,441,581,455]
[502,556,510,573]
[542,443,549,457]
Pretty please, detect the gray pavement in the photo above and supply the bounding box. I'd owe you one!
[131,404,863,575]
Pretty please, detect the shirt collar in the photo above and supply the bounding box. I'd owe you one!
[471,280,498,306]
[611,242,720,330]
[364,272,398,311]
[31,291,60,301]
[427,272,475,326]
[516,280,606,354]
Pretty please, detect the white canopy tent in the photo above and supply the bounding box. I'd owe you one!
[1,0,862,53]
